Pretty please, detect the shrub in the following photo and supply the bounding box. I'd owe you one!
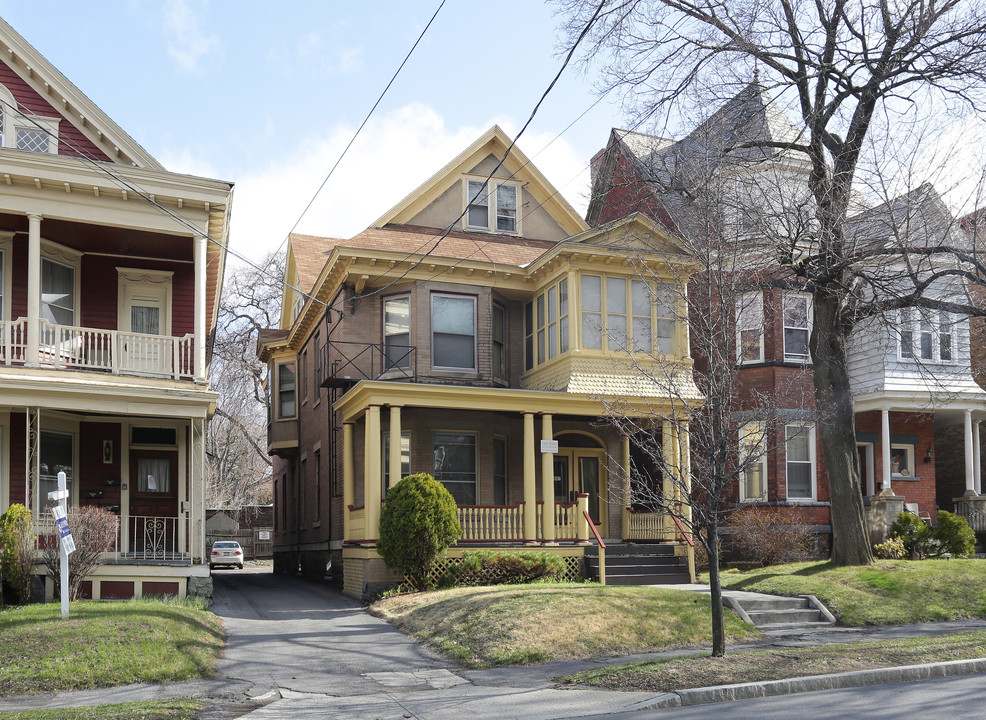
[0,503,36,604]
[378,473,461,591]
[41,505,118,601]
[889,511,933,558]
[729,507,814,566]
[873,535,906,560]
[930,510,976,558]
[433,550,566,588]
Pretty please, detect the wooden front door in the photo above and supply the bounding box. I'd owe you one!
[129,450,178,517]
[554,449,607,537]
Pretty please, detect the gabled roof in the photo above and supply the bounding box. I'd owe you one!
[373,125,588,237]
[846,183,968,252]
[0,17,162,169]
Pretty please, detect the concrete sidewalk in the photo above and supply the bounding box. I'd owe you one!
[1,579,984,719]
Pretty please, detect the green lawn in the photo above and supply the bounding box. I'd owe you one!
[0,600,224,695]
[717,559,986,625]
[0,700,200,720]
[372,583,760,667]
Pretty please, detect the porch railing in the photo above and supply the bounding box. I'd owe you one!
[536,501,580,541]
[624,508,681,541]
[34,514,187,563]
[0,318,197,380]
[457,503,525,541]
[954,501,986,532]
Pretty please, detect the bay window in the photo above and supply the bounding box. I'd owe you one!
[579,273,675,355]
[898,307,953,363]
[739,423,766,502]
[432,294,476,370]
[525,278,570,370]
[785,423,816,500]
[277,362,296,419]
[383,295,411,371]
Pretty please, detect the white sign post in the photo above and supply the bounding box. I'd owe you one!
[47,471,73,619]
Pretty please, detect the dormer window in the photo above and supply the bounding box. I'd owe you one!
[0,83,59,154]
[466,180,519,233]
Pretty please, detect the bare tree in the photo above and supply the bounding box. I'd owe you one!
[559,0,986,565]
[42,506,117,601]
[208,253,284,507]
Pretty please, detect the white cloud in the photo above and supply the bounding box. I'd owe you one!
[295,30,364,76]
[163,0,222,72]
[222,104,590,262]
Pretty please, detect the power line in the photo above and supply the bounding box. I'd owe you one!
[261,0,447,271]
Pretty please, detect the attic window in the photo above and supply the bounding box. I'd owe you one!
[466,180,519,233]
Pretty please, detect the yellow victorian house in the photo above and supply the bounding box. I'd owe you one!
[259,127,700,598]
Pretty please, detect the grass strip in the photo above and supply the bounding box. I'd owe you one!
[564,631,986,692]
[0,699,201,720]
[372,583,759,667]
[717,559,986,625]
[0,600,223,695]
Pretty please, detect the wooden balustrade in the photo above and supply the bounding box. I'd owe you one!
[623,508,680,541]
[457,503,525,541]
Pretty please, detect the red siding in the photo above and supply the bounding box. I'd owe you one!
[143,581,179,597]
[0,60,111,161]
[79,422,121,513]
[100,580,135,600]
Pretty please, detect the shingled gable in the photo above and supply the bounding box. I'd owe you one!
[0,17,161,169]
[372,125,589,240]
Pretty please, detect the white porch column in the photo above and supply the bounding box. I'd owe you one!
[343,422,354,541]
[26,214,41,366]
[191,418,206,564]
[364,405,382,542]
[388,405,402,489]
[975,420,982,496]
[194,232,206,380]
[540,413,555,544]
[620,435,631,540]
[523,412,537,543]
[880,408,893,495]
[964,409,977,496]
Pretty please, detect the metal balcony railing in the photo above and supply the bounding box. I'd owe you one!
[322,341,416,386]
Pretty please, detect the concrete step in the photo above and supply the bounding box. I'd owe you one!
[746,608,824,625]
[726,594,836,631]
[739,597,811,611]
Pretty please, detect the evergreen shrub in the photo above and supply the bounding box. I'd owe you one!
[434,550,566,588]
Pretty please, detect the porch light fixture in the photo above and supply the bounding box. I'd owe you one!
[925,447,933,464]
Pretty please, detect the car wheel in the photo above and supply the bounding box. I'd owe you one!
[238,563,243,570]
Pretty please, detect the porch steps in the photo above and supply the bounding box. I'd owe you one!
[584,543,690,585]
[725,594,837,632]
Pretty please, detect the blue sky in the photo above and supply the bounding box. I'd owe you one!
[0,1,630,261]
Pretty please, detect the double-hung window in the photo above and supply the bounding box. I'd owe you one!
[383,295,411,371]
[492,303,506,380]
[783,292,812,362]
[466,180,519,233]
[784,423,815,500]
[432,294,476,370]
[40,430,74,510]
[736,292,764,363]
[739,423,766,502]
[898,307,953,362]
[277,362,296,419]
[433,432,477,504]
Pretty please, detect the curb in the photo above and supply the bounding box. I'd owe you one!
[636,657,986,709]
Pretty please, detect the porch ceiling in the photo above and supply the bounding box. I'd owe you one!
[333,380,683,423]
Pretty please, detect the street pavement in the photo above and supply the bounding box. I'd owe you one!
[0,567,984,718]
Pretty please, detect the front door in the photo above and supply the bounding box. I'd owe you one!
[553,449,607,536]
[120,276,171,374]
[129,450,178,557]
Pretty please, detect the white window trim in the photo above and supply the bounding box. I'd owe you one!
[736,291,764,364]
[890,443,915,478]
[464,178,522,235]
[382,293,412,376]
[117,267,174,336]
[275,360,297,421]
[41,241,82,326]
[14,115,60,154]
[897,307,954,364]
[782,291,813,363]
[784,423,817,502]
[739,423,767,502]
[430,293,477,372]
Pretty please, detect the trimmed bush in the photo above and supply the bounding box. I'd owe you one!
[932,510,976,558]
[433,550,566,588]
[0,503,35,605]
[889,511,933,558]
[873,535,906,560]
[378,473,461,591]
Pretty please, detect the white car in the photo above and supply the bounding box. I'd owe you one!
[210,541,244,570]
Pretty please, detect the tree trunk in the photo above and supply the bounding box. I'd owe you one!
[810,290,873,566]
[706,525,726,656]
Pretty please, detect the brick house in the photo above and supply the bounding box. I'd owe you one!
[259,127,702,597]
[0,19,233,599]
[587,83,986,551]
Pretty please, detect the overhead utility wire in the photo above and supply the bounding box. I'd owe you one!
[263,0,447,268]
[351,0,608,302]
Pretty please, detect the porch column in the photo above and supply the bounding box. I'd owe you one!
[880,408,893,495]
[363,405,382,542]
[388,405,402,489]
[679,421,696,583]
[193,232,206,380]
[662,421,676,539]
[620,435,631,540]
[191,418,206,563]
[343,422,354,541]
[975,420,982,496]
[523,412,537,542]
[540,413,555,544]
[964,409,977,496]
[26,213,41,366]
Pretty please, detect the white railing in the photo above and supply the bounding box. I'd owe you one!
[0,318,198,380]
[457,503,526,541]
